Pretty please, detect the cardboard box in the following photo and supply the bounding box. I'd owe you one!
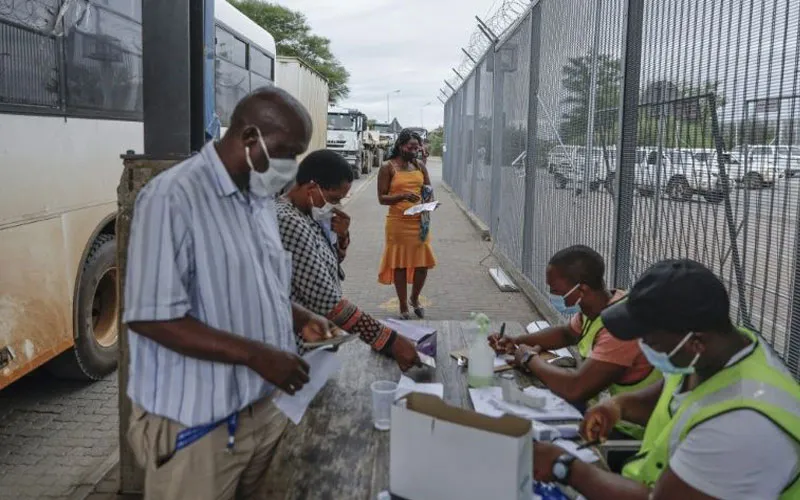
[382,319,437,357]
[390,393,533,500]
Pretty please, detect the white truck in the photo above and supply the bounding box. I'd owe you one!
[327,105,369,178]
[275,57,330,160]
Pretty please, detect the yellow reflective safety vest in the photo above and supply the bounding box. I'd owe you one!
[577,296,662,439]
[622,328,800,499]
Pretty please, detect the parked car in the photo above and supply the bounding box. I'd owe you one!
[708,152,779,190]
[745,145,800,178]
[548,145,611,191]
[634,148,727,203]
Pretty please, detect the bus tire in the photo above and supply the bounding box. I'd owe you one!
[48,235,119,380]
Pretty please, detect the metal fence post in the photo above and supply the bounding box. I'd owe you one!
[521,4,542,278]
[611,0,644,289]
[470,66,481,212]
[489,47,504,237]
[790,214,800,376]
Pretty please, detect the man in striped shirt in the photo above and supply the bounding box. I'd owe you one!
[123,88,332,499]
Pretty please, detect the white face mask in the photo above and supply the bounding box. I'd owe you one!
[245,127,298,198]
[310,186,335,222]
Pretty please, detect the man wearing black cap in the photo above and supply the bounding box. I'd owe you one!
[531,259,800,499]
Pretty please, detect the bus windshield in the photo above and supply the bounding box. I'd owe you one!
[328,114,356,131]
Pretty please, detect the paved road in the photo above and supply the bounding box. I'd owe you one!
[0,169,376,500]
[3,158,543,499]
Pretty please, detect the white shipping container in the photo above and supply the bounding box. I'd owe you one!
[275,57,329,159]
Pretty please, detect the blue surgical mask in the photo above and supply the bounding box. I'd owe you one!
[549,283,582,316]
[638,332,700,375]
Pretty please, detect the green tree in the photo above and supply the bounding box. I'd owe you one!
[428,126,444,156]
[638,79,727,148]
[559,54,622,145]
[230,0,350,101]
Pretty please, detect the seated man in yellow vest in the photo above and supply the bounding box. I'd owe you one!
[532,259,800,499]
[490,245,660,441]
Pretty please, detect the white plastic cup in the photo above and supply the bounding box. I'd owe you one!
[371,380,397,431]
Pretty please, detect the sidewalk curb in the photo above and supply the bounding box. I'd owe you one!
[343,168,378,207]
[440,182,491,241]
[441,181,562,326]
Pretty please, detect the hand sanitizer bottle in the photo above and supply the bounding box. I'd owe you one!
[468,313,494,388]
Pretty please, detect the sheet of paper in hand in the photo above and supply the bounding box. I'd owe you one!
[274,348,342,424]
[403,201,440,216]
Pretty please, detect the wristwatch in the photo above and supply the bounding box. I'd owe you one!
[552,453,577,484]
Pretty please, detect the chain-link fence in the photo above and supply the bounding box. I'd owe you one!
[442,0,800,378]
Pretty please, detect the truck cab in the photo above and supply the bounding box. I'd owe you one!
[327,105,368,178]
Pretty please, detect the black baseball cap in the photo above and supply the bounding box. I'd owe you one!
[601,259,731,340]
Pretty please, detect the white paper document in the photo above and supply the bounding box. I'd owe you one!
[274,348,342,424]
[526,320,551,334]
[525,321,574,360]
[395,375,444,400]
[552,439,600,463]
[493,355,511,369]
[550,347,574,359]
[403,201,440,216]
[469,386,583,422]
[380,319,436,343]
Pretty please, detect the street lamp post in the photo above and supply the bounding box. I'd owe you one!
[421,101,432,128]
[387,89,400,122]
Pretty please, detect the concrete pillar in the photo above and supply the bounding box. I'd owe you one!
[116,155,189,494]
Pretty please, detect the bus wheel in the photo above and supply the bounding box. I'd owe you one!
[49,235,119,380]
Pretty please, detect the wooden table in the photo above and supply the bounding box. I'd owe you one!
[262,321,587,499]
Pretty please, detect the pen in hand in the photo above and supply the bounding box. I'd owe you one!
[498,322,506,339]
[576,439,602,450]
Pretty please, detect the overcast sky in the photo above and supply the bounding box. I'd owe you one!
[272,0,498,130]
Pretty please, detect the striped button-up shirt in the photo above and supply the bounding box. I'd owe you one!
[123,142,296,427]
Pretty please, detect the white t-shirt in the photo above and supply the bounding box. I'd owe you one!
[668,344,799,499]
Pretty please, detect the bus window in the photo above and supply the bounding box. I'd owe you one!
[216,26,247,67]
[0,1,62,109]
[215,26,250,126]
[63,2,143,117]
[250,49,274,81]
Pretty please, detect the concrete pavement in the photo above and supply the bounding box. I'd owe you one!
[1,158,541,499]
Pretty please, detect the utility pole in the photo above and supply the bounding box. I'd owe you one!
[387,89,400,122]
[421,101,432,128]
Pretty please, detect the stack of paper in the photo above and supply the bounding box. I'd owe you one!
[469,385,582,422]
[395,375,444,400]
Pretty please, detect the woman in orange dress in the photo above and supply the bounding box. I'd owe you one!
[377,130,437,319]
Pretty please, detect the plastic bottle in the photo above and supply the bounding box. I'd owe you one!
[468,313,494,388]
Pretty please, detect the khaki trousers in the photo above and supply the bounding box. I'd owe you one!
[127,397,288,500]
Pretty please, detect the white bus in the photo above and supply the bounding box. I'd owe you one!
[0,0,276,389]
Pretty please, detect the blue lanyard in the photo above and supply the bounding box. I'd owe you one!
[174,413,239,453]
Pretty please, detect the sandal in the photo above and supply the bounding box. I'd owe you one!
[410,301,425,319]
[398,310,412,320]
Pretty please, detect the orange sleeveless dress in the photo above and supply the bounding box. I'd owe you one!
[378,168,437,284]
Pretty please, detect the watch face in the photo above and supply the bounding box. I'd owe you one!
[553,462,568,481]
